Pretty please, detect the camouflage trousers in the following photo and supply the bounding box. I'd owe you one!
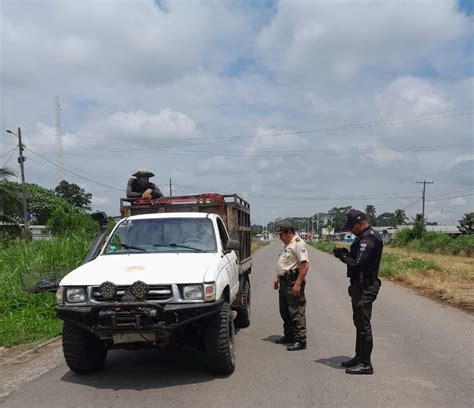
[279,279,306,343]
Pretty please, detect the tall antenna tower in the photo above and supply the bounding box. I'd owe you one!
[53,96,64,184]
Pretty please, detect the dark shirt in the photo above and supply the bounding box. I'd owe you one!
[341,227,383,286]
[126,178,163,199]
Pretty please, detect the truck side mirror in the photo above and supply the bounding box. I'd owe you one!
[91,211,108,231]
[34,277,59,293]
[225,239,240,251]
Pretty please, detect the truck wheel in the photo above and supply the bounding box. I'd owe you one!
[204,302,235,375]
[235,279,251,328]
[62,322,107,374]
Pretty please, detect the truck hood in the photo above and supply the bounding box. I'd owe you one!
[59,252,221,286]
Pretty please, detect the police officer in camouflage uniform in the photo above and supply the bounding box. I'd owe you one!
[333,209,383,374]
[273,220,309,351]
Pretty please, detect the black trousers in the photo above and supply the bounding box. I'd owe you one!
[348,279,380,363]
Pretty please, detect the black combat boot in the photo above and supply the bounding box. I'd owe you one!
[341,356,360,368]
[286,341,306,351]
[341,332,362,367]
[345,362,373,374]
[275,335,293,344]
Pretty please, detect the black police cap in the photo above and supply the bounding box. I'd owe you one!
[342,209,367,231]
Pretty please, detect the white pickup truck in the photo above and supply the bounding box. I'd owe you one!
[55,194,251,375]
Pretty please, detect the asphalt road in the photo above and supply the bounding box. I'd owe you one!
[1,242,473,408]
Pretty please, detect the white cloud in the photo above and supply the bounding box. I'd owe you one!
[1,0,472,225]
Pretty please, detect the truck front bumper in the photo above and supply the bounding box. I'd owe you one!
[56,299,224,334]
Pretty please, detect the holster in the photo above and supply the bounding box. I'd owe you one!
[288,268,299,281]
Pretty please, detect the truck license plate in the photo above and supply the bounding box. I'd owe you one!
[113,333,156,344]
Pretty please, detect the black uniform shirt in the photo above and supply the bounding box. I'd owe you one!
[341,227,383,286]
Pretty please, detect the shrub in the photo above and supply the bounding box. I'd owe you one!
[391,229,412,247]
[419,232,451,253]
[447,235,474,256]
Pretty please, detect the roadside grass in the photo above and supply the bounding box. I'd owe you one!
[311,241,474,312]
[251,238,271,253]
[0,233,92,348]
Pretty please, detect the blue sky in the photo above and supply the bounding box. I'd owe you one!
[1,0,472,225]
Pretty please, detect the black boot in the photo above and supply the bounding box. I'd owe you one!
[286,341,306,351]
[341,356,360,368]
[342,331,362,367]
[275,335,293,344]
[345,362,373,375]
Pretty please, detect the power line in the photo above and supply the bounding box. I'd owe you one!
[23,142,474,157]
[25,147,123,192]
[23,107,474,147]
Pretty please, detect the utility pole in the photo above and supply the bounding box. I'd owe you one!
[169,178,172,197]
[6,127,29,239]
[416,180,434,231]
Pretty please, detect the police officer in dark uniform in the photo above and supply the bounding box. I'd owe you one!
[333,209,383,375]
[126,169,163,200]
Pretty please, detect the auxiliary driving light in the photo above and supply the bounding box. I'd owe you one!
[130,280,148,299]
[99,281,117,300]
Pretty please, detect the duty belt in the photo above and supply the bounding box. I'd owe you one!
[280,268,299,282]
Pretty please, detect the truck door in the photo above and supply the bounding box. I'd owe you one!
[216,218,239,300]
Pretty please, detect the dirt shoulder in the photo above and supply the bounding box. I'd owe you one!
[0,337,63,400]
[382,247,474,313]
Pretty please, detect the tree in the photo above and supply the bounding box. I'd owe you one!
[376,212,395,227]
[458,212,474,235]
[327,206,352,231]
[0,168,21,220]
[393,209,408,225]
[411,213,426,239]
[365,205,377,226]
[55,180,92,210]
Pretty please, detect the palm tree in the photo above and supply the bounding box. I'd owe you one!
[365,204,377,226]
[394,209,408,225]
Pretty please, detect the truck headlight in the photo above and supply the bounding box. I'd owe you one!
[182,285,204,300]
[56,287,63,306]
[65,288,86,303]
[204,283,216,302]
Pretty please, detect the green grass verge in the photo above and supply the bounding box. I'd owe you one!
[311,241,440,279]
[0,233,93,347]
[379,253,439,278]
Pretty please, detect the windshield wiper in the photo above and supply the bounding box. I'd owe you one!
[153,243,206,253]
[121,243,150,253]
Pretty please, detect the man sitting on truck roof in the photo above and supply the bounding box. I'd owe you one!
[126,169,164,200]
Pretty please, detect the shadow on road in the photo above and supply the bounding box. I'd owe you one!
[260,335,281,343]
[61,348,222,390]
[314,356,351,369]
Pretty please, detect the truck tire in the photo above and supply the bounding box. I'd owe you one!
[235,279,251,328]
[62,322,107,374]
[204,302,235,375]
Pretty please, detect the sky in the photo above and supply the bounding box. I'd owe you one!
[1,0,473,226]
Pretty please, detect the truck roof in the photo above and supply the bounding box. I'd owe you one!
[124,212,217,221]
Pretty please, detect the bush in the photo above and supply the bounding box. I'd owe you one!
[419,232,451,253]
[391,229,412,247]
[447,235,474,256]
[46,204,98,237]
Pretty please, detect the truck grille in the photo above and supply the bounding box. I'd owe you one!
[91,285,173,302]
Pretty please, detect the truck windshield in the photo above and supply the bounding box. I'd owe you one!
[103,218,217,254]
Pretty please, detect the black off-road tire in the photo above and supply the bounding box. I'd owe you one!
[62,322,107,374]
[235,279,251,328]
[204,302,235,375]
